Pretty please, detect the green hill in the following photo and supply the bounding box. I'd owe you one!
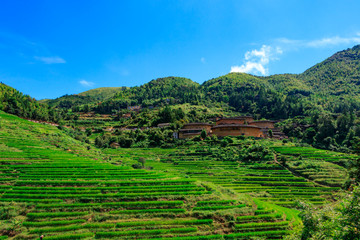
[42,87,126,109]
[94,76,202,113]
[37,44,360,117]
[0,83,63,122]
[92,45,360,116]
[77,87,126,100]
[299,45,360,98]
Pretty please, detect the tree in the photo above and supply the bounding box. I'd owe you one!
[340,186,360,239]
[200,129,207,139]
[345,157,360,189]
[268,129,273,138]
[351,137,360,154]
[85,128,92,136]
[138,157,146,168]
[158,106,173,123]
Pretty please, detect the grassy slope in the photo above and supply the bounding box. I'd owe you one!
[77,87,126,100]
[1,111,293,239]
[40,87,125,108]
[1,110,356,239]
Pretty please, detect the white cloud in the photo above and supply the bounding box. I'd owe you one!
[34,56,66,64]
[79,80,95,87]
[201,57,206,63]
[230,33,360,76]
[230,45,282,76]
[306,35,360,48]
[276,34,360,49]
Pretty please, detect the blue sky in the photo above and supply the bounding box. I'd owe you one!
[1,0,360,99]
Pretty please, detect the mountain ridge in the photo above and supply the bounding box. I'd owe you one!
[37,44,360,105]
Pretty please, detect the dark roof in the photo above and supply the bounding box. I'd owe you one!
[179,129,203,132]
[180,132,202,135]
[217,116,253,121]
[249,120,276,123]
[211,124,262,129]
[184,122,212,126]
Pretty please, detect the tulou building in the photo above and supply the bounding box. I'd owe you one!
[177,116,286,139]
[178,123,213,139]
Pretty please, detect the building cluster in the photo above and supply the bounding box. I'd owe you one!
[178,116,286,139]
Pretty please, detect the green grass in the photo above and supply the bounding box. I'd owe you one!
[0,110,352,239]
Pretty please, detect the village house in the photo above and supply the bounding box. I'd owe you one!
[216,116,254,125]
[249,120,276,129]
[211,124,264,138]
[178,123,213,139]
[178,116,286,139]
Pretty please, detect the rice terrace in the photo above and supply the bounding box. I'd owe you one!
[1,1,360,240]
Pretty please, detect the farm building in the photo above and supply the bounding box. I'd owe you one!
[211,124,264,138]
[178,116,286,139]
[249,120,276,129]
[178,123,213,139]
[216,116,254,125]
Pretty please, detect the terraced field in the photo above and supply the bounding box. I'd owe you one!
[0,112,297,239]
[272,146,356,187]
[2,111,355,239]
[149,147,340,209]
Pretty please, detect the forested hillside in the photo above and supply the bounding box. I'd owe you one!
[41,87,126,110]
[0,83,65,122]
[94,77,203,113]
[299,45,360,98]
[2,45,360,152]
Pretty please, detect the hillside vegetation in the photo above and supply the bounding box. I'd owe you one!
[1,110,358,239]
[0,83,65,122]
[1,45,360,239]
[41,87,126,109]
[50,46,360,117]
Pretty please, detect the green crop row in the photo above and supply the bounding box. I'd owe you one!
[95,227,197,238]
[2,191,208,199]
[233,181,313,186]
[110,208,186,214]
[29,219,213,233]
[15,179,195,186]
[116,219,213,227]
[36,200,184,209]
[193,204,246,211]
[29,225,87,234]
[237,177,306,182]
[0,178,15,182]
[235,221,289,229]
[20,171,152,175]
[141,235,223,240]
[19,175,166,180]
[23,219,86,227]
[41,232,94,240]
[0,198,62,203]
[13,184,199,191]
[224,230,291,239]
[7,190,102,194]
[196,200,235,206]
[27,211,88,219]
[236,213,282,222]
[254,210,274,215]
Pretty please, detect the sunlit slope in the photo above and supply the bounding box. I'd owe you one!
[0,111,292,239]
